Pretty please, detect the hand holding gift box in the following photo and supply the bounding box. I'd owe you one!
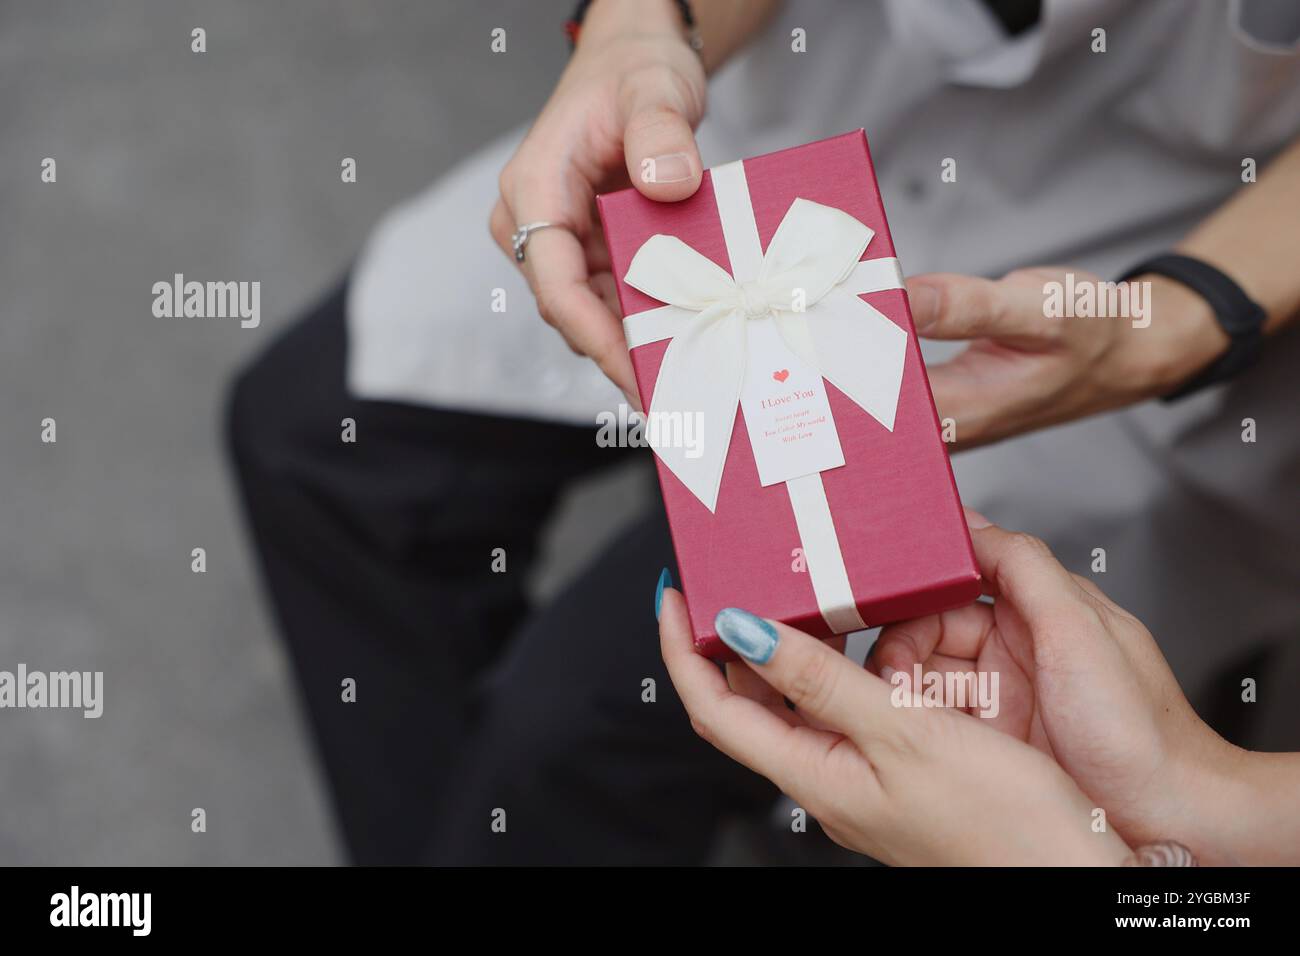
[599,131,980,658]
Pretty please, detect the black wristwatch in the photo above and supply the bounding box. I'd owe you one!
[1116,253,1267,402]
[565,0,702,53]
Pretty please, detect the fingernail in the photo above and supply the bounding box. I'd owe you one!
[965,509,992,529]
[654,567,673,621]
[645,152,692,184]
[879,665,898,685]
[910,283,939,331]
[714,607,778,664]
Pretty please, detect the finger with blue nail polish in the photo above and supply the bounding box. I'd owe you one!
[654,567,673,621]
[714,607,778,664]
[713,608,899,742]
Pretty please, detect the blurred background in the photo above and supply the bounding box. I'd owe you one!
[0,0,635,865]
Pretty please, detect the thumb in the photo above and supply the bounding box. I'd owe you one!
[965,517,1093,637]
[620,73,704,202]
[713,608,900,745]
[906,273,1048,342]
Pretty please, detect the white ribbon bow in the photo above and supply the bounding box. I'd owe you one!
[623,196,908,512]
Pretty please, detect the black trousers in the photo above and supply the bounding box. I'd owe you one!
[224,280,781,864]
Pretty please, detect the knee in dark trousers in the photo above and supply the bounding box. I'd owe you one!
[223,278,641,862]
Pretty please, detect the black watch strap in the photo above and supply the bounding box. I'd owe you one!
[1116,253,1267,402]
[566,0,702,53]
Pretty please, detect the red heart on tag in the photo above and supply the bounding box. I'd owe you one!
[772,369,790,383]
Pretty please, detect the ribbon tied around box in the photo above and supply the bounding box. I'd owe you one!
[621,160,909,633]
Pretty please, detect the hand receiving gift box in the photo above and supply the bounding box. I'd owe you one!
[597,130,980,660]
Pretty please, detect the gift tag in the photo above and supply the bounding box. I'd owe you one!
[738,315,845,486]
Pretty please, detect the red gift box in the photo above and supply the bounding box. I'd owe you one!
[597,130,980,659]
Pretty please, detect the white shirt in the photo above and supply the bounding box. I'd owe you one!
[346,0,1300,740]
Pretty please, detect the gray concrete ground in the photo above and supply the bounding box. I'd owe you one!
[0,0,638,865]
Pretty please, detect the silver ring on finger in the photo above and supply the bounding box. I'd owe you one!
[511,221,565,263]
